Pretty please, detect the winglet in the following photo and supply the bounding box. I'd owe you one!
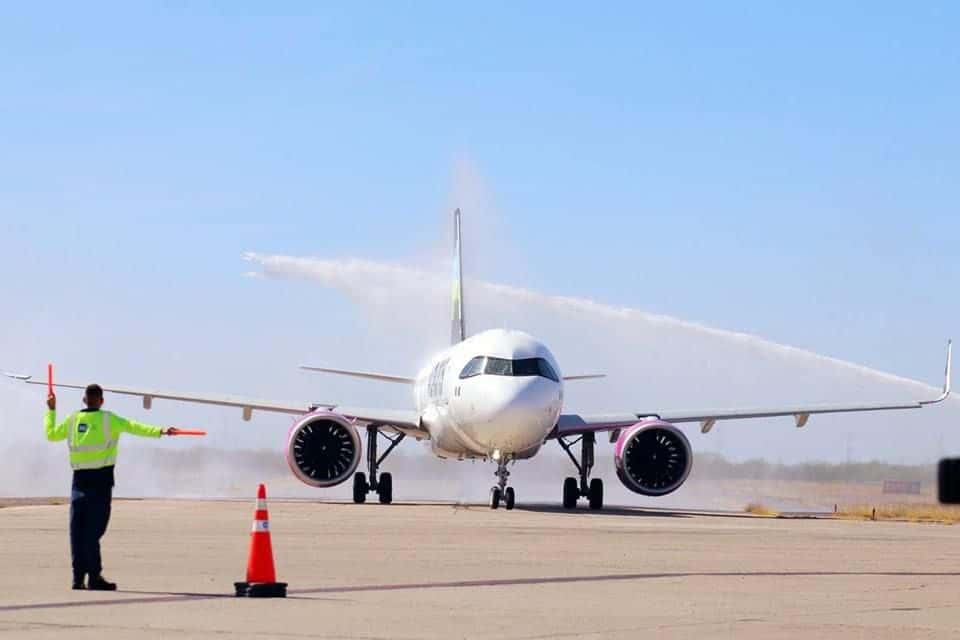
[921,340,952,405]
[451,208,466,345]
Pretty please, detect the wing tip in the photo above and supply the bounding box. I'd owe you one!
[920,339,952,405]
[944,339,952,397]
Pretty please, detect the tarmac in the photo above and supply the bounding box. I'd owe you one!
[1,499,958,639]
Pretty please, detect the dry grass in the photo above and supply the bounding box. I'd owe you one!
[838,504,960,524]
[0,497,68,509]
[744,502,780,517]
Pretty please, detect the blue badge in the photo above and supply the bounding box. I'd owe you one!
[78,423,88,434]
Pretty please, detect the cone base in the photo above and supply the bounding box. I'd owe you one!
[234,581,288,598]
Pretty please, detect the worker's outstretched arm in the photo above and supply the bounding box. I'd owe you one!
[44,394,69,442]
[109,412,164,438]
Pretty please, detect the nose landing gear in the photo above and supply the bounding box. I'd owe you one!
[557,432,604,510]
[489,452,516,510]
[352,425,405,504]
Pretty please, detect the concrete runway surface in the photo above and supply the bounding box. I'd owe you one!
[1,499,958,639]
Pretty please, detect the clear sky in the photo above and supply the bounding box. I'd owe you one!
[1,3,958,494]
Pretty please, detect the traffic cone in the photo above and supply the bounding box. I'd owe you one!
[234,484,287,597]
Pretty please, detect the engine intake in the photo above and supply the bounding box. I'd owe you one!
[286,412,361,488]
[614,420,692,496]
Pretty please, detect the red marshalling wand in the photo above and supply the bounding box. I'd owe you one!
[166,428,207,437]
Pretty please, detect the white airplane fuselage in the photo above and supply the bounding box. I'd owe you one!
[414,328,564,460]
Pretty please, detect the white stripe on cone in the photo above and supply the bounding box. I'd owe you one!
[256,499,268,510]
[252,520,270,532]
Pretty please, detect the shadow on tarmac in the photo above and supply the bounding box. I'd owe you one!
[514,503,693,518]
[5,570,960,613]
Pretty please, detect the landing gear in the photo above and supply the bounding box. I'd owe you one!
[351,425,404,504]
[562,477,578,509]
[588,478,603,510]
[557,433,604,510]
[489,453,515,510]
[353,472,368,504]
[378,472,393,504]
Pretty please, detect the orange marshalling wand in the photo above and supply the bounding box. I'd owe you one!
[166,428,207,436]
[47,363,53,396]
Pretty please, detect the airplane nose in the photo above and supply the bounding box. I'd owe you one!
[464,377,560,451]
[483,378,551,418]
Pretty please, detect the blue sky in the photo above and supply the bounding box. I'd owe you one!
[1,3,958,480]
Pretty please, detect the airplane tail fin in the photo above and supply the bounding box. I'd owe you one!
[451,208,466,344]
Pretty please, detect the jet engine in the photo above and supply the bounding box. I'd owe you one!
[614,420,692,496]
[286,412,362,488]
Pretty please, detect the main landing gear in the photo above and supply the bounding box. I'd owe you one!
[557,432,604,510]
[352,425,405,505]
[489,451,516,510]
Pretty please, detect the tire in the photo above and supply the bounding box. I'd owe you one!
[490,486,502,509]
[504,486,516,510]
[378,472,393,504]
[588,478,604,511]
[352,473,368,504]
[562,477,578,509]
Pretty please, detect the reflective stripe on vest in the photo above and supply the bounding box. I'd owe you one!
[68,411,118,470]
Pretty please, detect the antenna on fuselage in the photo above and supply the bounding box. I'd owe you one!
[451,208,466,345]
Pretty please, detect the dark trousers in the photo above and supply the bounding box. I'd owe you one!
[69,487,112,580]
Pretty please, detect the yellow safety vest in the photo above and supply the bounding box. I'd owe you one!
[45,410,162,470]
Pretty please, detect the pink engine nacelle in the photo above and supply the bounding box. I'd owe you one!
[286,411,362,488]
[613,419,693,496]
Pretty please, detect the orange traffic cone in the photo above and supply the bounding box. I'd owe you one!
[234,484,287,597]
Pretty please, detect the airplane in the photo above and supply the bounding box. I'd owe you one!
[4,209,953,510]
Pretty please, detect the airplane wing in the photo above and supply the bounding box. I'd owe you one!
[299,365,416,384]
[553,341,952,438]
[2,374,424,434]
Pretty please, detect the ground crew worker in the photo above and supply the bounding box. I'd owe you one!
[45,383,173,590]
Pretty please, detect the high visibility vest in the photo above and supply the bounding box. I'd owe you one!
[67,411,120,470]
[45,410,162,470]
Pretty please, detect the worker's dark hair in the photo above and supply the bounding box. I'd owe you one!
[84,384,103,401]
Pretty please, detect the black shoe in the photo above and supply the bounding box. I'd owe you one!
[87,575,117,591]
[72,580,85,590]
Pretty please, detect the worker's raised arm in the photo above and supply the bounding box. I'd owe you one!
[108,412,164,438]
[44,410,71,442]
[44,394,69,442]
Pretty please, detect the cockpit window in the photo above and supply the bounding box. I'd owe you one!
[511,358,542,377]
[459,356,486,379]
[536,359,559,382]
[485,357,513,376]
[459,356,559,382]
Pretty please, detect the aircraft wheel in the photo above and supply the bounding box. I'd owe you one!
[378,472,393,504]
[562,477,578,509]
[588,478,604,511]
[352,473,368,504]
[490,486,502,509]
[504,487,516,510]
